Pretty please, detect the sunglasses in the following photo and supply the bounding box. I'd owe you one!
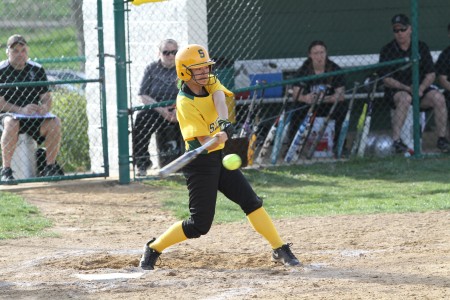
[393,28,408,33]
[162,50,178,56]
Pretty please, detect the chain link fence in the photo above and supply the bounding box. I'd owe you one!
[126,0,449,180]
[0,0,107,185]
[1,0,448,184]
[126,0,265,177]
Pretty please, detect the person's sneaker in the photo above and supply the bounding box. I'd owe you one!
[393,138,409,154]
[437,137,450,153]
[272,243,301,267]
[1,167,17,185]
[136,159,152,177]
[140,238,161,270]
[137,165,148,177]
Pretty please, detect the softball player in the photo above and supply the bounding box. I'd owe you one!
[140,44,300,270]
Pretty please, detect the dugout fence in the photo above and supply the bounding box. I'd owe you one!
[0,0,108,185]
[122,0,449,183]
[1,0,449,186]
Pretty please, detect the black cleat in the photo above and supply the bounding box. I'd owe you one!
[136,165,148,177]
[393,138,409,154]
[136,159,152,177]
[1,167,17,185]
[437,137,449,153]
[140,238,161,270]
[272,243,301,266]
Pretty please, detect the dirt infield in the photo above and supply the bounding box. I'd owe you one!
[1,180,449,299]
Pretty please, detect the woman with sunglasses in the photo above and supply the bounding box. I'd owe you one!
[379,14,449,153]
[132,39,183,176]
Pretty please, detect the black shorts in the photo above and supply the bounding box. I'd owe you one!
[385,86,438,110]
[0,115,45,144]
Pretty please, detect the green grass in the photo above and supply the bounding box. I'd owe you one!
[1,156,448,239]
[146,156,450,223]
[0,192,53,239]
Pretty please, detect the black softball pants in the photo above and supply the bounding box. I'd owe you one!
[181,150,263,239]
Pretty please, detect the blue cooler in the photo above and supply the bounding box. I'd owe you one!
[249,73,283,98]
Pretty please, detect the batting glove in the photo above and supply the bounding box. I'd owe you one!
[218,119,235,138]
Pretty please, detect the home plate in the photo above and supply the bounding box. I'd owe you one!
[75,272,145,281]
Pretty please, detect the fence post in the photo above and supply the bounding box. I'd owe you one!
[97,0,110,177]
[410,0,421,157]
[113,0,130,184]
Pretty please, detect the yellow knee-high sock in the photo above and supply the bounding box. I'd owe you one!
[247,207,284,249]
[150,221,187,253]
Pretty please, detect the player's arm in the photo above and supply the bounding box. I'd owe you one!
[212,90,228,120]
[324,86,345,103]
[0,95,20,113]
[293,84,311,103]
[335,86,345,102]
[140,94,177,122]
[295,86,315,104]
[435,49,450,92]
[383,77,411,93]
[213,90,235,138]
[417,44,436,96]
[0,95,37,114]
[438,74,450,92]
[300,92,318,105]
[378,47,409,91]
[197,132,228,150]
[295,83,316,104]
[292,85,302,102]
[38,91,52,115]
[418,72,435,96]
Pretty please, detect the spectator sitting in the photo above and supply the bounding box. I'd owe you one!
[132,39,181,176]
[291,40,347,156]
[0,34,62,184]
[379,14,449,153]
[436,23,450,112]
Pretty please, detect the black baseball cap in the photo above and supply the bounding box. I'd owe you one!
[7,34,27,48]
[391,14,410,26]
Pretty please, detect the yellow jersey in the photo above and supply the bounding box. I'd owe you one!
[176,78,233,153]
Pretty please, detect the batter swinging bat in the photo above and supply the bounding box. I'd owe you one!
[158,137,218,178]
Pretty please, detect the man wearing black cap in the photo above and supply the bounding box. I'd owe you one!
[379,14,449,153]
[0,34,62,183]
[436,23,450,116]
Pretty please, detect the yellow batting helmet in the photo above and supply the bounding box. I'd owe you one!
[175,44,215,82]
